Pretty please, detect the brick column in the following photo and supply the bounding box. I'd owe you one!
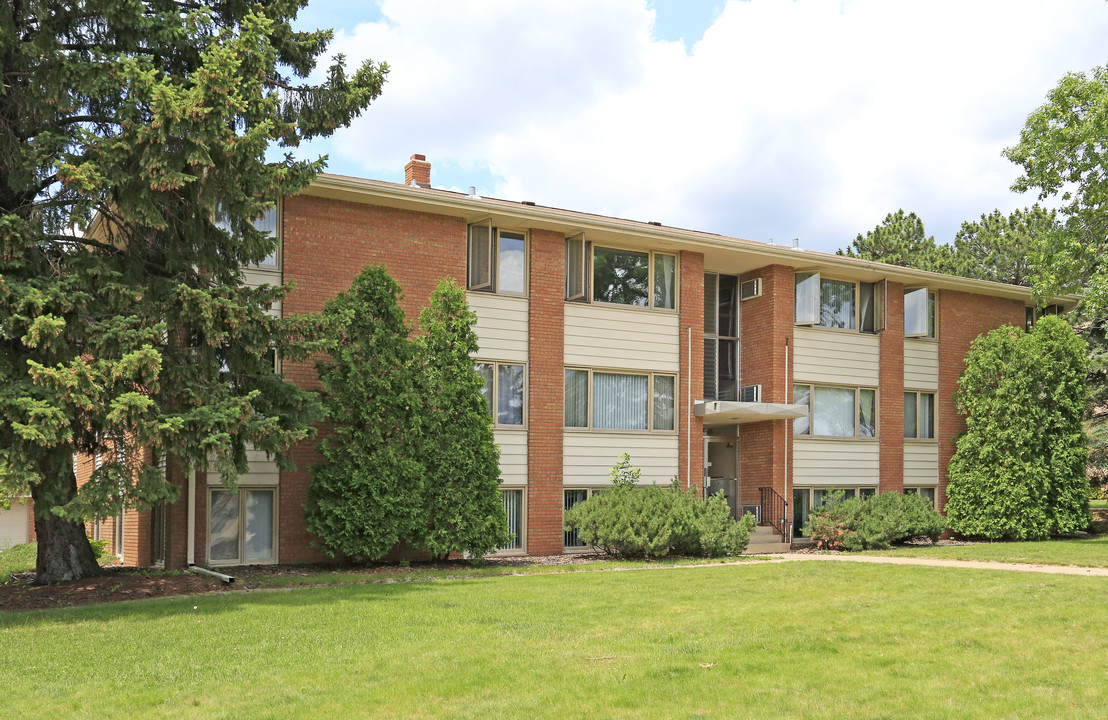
[738,265,794,510]
[526,229,565,555]
[879,281,905,494]
[937,290,1024,510]
[678,251,705,494]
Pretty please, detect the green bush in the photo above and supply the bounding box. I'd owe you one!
[89,539,110,561]
[804,491,946,551]
[563,457,755,558]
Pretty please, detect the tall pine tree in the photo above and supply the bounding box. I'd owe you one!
[0,1,386,581]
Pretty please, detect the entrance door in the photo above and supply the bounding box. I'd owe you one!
[704,436,739,518]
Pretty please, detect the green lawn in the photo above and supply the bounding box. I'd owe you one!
[1,562,1105,719]
[1091,499,1107,509]
[0,543,35,580]
[863,534,1108,568]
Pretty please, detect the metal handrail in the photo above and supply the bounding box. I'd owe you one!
[758,486,791,543]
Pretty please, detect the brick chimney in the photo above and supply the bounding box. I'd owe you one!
[404,154,431,188]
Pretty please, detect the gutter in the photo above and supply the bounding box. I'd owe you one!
[189,565,235,584]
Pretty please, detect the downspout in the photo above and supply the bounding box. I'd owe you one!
[687,325,693,491]
[784,338,792,543]
[187,469,196,566]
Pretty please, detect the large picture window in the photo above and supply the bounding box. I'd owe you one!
[564,368,676,432]
[208,487,276,565]
[467,221,527,295]
[904,391,935,439]
[795,272,881,332]
[584,245,677,310]
[475,362,526,426]
[793,384,877,438]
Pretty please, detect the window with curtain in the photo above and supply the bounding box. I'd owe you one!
[905,288,936,337]
[500,489,523,550]
[565,369,676,431]
[564,489,590,547]
[796,273,880,332]
[905,391,935,439]
[820,279,856,329]
[794,384,877,438]
[593,372,648,429]
[209,488,276,565]
[653,253,676,309]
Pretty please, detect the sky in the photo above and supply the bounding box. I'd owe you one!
[286,0,1108,254]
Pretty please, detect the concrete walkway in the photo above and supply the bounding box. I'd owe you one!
[768,552,1108,577]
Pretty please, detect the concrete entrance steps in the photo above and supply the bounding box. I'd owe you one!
[743,525,791,555]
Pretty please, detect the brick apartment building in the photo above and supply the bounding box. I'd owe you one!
[68,155,1064,568]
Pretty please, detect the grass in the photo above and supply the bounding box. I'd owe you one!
[1,561,1105,719]
[0,543,35,580]
[1091,499,1107,509]
[862,534,1108,568]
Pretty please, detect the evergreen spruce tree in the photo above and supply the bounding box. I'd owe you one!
[305,266,424,560]
[415,280,510,559]
[946,316,1089,539]
[0,0,386,581]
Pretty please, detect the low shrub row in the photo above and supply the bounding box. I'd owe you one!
[563,457,756,559]
[803,490,946,551]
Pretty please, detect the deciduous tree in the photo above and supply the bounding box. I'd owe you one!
[0,0,386,582]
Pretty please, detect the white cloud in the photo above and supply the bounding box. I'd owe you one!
[317,0,1108,252]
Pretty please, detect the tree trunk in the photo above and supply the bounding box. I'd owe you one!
[31,458,101,584]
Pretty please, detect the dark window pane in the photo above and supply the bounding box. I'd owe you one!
[593,247,649,306]
[497,364,525,425]
[718,275,738,337]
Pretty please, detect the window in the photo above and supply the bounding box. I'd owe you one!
[904,288,936,338]
[564,368,676,431]
[208,487,276,565]
[793,486,878,537]
[215,202,280,269]
[585,245,677,310]
[903,486,937,509]
[564,488,597,548]
[793,384,877,438]
[704,273,740,401]
[475,362,525,426]
[795,272,881,332]
[499,488,524,551]
[904,391,935,440]
[467,221,527,295]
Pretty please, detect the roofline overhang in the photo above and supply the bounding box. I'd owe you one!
[304,174,1080,309]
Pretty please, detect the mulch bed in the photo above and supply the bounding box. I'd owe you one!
[0,553,606,613]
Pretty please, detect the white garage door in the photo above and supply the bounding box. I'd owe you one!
[0,499,31,550]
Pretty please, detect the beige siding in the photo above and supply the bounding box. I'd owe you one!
[563,433,679,486]
[207,448,280,486]
[495,429,528,486]
[564,304,680,371]
[792,439,880,485]
[904,340,939,390]
[468,293,529,363]
[0,499,31,550]
[792,328,880,386]
[243,267,282,317]
[903,443,940,485]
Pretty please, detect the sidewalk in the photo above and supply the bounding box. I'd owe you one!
[770,552,1108,577]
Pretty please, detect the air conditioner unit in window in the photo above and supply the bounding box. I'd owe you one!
[741,504,761,524]
[739,384,761,403]
[739,277,762,301]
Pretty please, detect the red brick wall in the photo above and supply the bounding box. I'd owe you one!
[937,289,1024,510]
[278,195,469,562]
[525,230,565,555]
[879,281,905,494]
[738,264,794,509]
[679,251,705,494]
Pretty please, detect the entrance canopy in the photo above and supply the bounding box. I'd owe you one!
[694,400,808,426]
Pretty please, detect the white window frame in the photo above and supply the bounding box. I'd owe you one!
[474,360,527,428]
[903,390,937,441]
[565,233,590,302]
[588,244,678,311]
[497,487,526,554]
[563,367,678,433]
[793,383,878,439]
[903,486,938,510]
[207,486,279,567]
[563,487,601,550]
[467,220,529,297]
[794,271,882,333]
